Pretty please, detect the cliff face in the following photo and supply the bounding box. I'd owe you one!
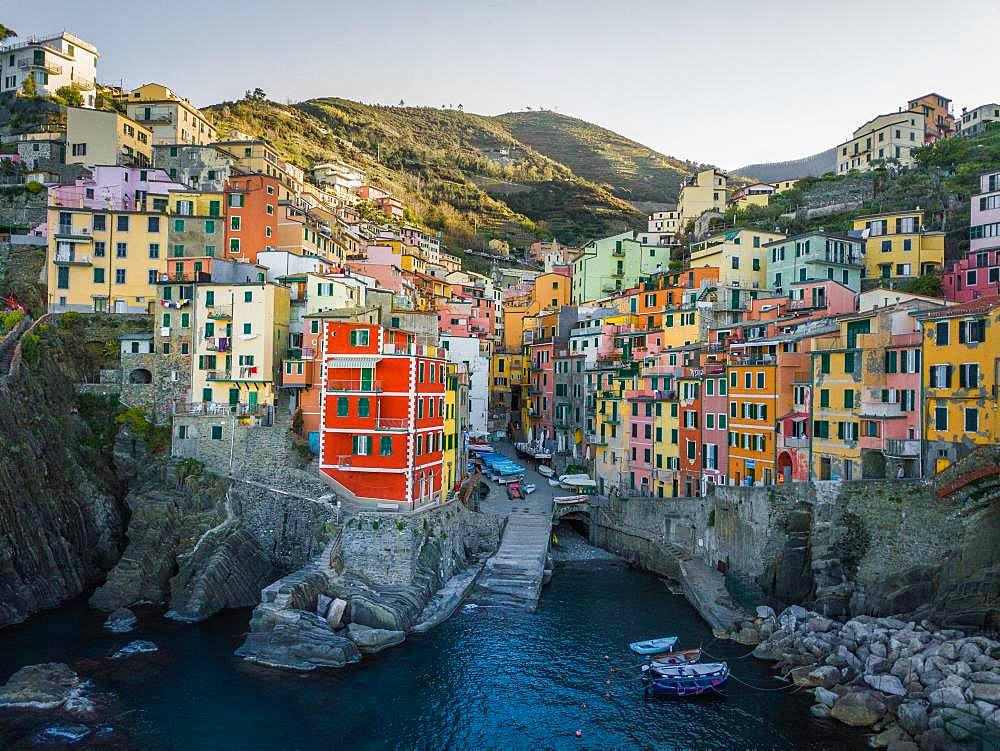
[0,316,131,626]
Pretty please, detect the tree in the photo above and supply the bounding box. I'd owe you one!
[457,103,463,112]
[399,99,405,106]
[21,74,37,97]
[901,273,943,298]
[252,87,266,101]
[0,24,16,42]
[54,84,84,107]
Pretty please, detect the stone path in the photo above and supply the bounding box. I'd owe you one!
[468,509,553,611]
[676,557,747,632]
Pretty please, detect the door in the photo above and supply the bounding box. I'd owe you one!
[248,391,258,414]
[114,299,127,313]
[228,388,239,406]
[844,460,853,481]
[360,367,373,392]
[820,457,832,480]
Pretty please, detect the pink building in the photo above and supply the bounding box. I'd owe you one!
[625,385,656,496]
[437,300,474,337]
[49,166,186,211]
[785,280,858,320]
[942,171,1000,302]
[699,357,730,490]
[776,384,811,483]
[527,341,555,443]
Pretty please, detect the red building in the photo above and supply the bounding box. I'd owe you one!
[677,369,703,497]
[319,321,446,508]
[225,174,281,264]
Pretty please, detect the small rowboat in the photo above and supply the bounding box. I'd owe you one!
[647,648,702,668]
[537,465,555,478]
[629,636,678,655]
[644,662,729,698]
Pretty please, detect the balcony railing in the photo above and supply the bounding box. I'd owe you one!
[376,417,409,430]
[55,224,92,239]
[327,379,383,392]
[206,305,233,319]
[18,60,62,75]
[173,400,262,417]
[334,455,354,466]
[54,250,92,265]
[783,436,809,448]
[885,439,920,457]
[205,337,230,353]
[133,113,172,124]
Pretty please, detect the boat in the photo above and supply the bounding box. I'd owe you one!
[548,478,562,487]
[537,465,555,478]
[643,662,729,698]
[553,495,588,505]
[523,483,536,494]
[629,636,678,655]
[559,475,597,493]
[468,443,495,453]
[644,648,702,669]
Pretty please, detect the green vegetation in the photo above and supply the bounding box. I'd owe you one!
[116,406,170,454]
[0,309,24,334]
[204,98,688,248]
[53,84,84,107]
[19,332,39,365]
[497,110,692,203]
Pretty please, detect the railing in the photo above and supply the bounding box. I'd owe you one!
[173,401,262,417]
[334,455,354,466]
[327,379,383,392]
[653,469,676,482]
[205,370,230,381]
[55,223,90,237]
[783,436,809,448]
[133,113,172,124]
[885,439,920,457]
[18,59,62,74]
[54,251,91,265]
[205,338,229,353]
[376,417,408,430]
[206,305,233,319]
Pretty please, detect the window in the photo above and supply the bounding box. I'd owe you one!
[731,257,740,270]
[936,321,949,345]
[844,390,854,409]
[93,267,104,283]
[884,351,898,373]
[148,242,160,259]
[211,426,223,440]
[965,408,979,432]
[93,214,106,231]
[959,363,980,388]
[71,143,87,156]
[352,435,372,455]
[813,420,829,438]
[929,364,952,389]
[116,242,127,258]
[934,405,947,431]
[228,193,244,208]
[820,389,830,408]
[349,329,369,346]
[756,371,764,389]
[244,290,252,303]
[115,269,126,284]
[117,215,129,232]
[56,266,70,289]
[843,351,855,373]
[174,219,185,232]
[358,397,370,417]
[94,241,106,257]
[820,353,830,374]
[380,436,392,456]
[959,319,987,344]
[230,216,241,231]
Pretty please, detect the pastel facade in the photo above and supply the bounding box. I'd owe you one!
[765,231,864,294]
[837,111,925,173]
[65,107,152,168]
[853,210,944,283]
[943,171,1000,302]
[689,228,785,289]
[571,232,674,303]
[958,104,1000,137]
[907,93,954,142]
[124,83,217,146]
[677,168,728,226]
[0,32,98,105]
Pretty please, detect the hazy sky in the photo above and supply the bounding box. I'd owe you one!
[8,1,998,168]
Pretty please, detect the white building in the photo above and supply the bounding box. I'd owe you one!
[958,103,1000,137]
[312,160,365,201]
[0,32,98,107]
[441,335,489,436]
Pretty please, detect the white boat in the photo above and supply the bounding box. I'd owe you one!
[533,450,552,460]
[558,474,597,492]
[524,483,536,494]
[629,636,678,655]
[548,478,562,487]
[537,465,555,478]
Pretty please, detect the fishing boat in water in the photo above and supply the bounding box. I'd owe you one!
[629,636,678,655]
[646,648,702,668]
[644,662,729,698]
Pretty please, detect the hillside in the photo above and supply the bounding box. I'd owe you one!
[495,111,692,204]
[204,98,677,249]
[733,147,838,182]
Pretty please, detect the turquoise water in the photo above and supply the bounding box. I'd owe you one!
[0,561,862,749]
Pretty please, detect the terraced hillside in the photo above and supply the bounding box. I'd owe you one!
[205,98,691,248]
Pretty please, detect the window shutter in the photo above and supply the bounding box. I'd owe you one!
[959,322,966,344]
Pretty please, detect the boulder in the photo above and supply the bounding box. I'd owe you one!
[959,642,982,663]
[865,674,907,697]
[928,686,966,708]
[870,641,888,659]
[810,703,831,719]
[103,607,137,633]
[870,724,909,749]
[734,626,761,645]
[326,598,347,629]
[970,671,1000,685]
[0,663,81,708]
[831,690,887,727]
[791,665,841,689]
[235,610,362,671]
[346,623,405,654]
[970,682,1000,704]
[939,642,957,661]
[111,640,159,659]
[897,701,929,736]
[807,617,834,633]
[814,687,839,707]
[752,641,784,661]
[756,605,776,620]
[316,594,333,618]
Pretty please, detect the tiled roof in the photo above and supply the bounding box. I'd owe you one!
[912,294,1000,319]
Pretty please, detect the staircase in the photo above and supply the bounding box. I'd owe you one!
[468,509,552,611]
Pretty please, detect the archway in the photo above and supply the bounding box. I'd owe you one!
[777,451,793,483]
[128,368,153,384]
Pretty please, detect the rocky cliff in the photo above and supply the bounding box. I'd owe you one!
[0,316,129,626]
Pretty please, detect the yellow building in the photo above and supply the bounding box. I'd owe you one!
[166,189,224,259]
[729,183,775,211]
[809,330,864,481]
[276,195,345,264]
[688,228,785,289]
[852,209,944,282]
[214,139,304,197]
[191,282,290,412]
[678,168,728,227]
[123,83,217,147]
[48,205,166,313]
[915,298,1000,475]
[65,106,152,168]
[837,111,925,173]
[774,179,800,193]
[652,391,680,498]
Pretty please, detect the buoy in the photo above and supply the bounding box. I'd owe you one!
[575,730,582,738]
[580,702,587,709]
[610,667,616,673]
[603,655,609,660]
[605,679,612,685]
[604,692,612,700]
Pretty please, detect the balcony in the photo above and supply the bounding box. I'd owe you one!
[18,59,62,75]
[54,224,92,240]
[885,439,920,457]
[173,401,262,417]
[783,436,809,449]
[53,250,92,265]
[587,432,608,445]
[133,113,172,124]
[653,468,676,482]
[327,379,383,392]
[205,370,232,382]
[376,417,409,431]
[205,337,230,353]
[206,305,233,320]
[333,455,355,467]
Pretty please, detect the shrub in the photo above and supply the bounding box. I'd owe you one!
[0,310,24,334]
[24,181,45,194]
[19,332,39,365]
[115,406,170,453]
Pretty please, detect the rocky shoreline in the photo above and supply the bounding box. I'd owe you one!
[727,604,1000,749]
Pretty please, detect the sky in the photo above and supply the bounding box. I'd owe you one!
[7,0,999,169]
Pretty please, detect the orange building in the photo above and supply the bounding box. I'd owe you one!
[907,93,955,142]
[225,174,281,263]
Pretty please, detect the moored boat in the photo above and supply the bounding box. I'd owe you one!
[537,465,555,478]
[646,648,702,669]
[629,636,678,655]
[643,662,729,698]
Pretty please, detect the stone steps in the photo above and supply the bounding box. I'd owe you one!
[467,511,551,611]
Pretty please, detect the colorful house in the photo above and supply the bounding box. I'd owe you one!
[571,232,673,304]
[913,296,1000,475]
[765,231,864,294]
[942,171,1000,302]
[689,228,785,290]
[677,168,728,227]
[852,209,944,283]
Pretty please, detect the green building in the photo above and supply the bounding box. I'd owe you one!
[764,231,865,295]
[571,231,675,303]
